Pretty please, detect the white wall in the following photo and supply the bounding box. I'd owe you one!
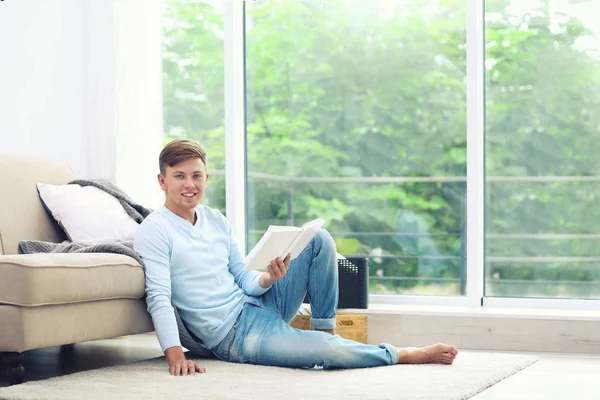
[114,0,164,208]
[0,0,163,207]
[0,0,86,175]
[82,0,118,182]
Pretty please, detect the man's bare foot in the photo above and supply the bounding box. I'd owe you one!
[397,343,458,365]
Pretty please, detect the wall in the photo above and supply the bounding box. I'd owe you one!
[331,305,600,354]
[0,0,86,175]
[114,0,164,208]
[0,0,163,207]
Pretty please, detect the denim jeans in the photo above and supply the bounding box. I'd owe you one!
[212,230,399,369]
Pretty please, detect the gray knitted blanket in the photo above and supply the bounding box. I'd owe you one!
[17,179,152,265]
[17,179,215,357]
[17,239,144,266]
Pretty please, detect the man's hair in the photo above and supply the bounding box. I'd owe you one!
[159,139,207,175]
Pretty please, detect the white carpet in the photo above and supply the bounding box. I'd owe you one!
[0,352,537,400]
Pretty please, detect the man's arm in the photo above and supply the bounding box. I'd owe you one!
[134,220,205,375]
[222,214,273,295]
[259,271,275,289]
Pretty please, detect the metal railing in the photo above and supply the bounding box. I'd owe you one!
[217,170,600,291]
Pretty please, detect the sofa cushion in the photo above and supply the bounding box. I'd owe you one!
[37,183,141,245]
[0,253,145,307]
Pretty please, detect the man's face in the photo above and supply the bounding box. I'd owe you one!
[158,157,209,215]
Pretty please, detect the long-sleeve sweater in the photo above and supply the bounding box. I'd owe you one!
[133,204,269,352]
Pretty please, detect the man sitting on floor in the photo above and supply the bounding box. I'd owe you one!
[133,139,458,376]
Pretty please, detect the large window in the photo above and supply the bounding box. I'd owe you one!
[162,0,226,212]
[160,0,600,306]
[485,0,600,299]
[245,0,467,296]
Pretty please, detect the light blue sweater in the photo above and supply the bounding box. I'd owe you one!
[133,205,269,352]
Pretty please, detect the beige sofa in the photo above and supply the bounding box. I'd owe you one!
[0,155,153,385]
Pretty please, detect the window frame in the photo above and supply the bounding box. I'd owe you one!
[219,0,600,311]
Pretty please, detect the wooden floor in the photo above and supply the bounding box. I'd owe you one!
[2,333,600,399]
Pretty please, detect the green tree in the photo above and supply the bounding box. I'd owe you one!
[162,0,600,298]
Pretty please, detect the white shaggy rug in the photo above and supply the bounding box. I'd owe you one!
[0,352,537,400]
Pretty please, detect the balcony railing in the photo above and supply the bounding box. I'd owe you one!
[211,170,600,294]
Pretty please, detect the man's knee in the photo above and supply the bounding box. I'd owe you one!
[314,229,336,254]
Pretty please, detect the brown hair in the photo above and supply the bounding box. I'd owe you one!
[159,139,207,175]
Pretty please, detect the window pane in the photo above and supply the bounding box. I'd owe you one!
[162,0,226,213]
[485,0,600,298]
[245,0,467,296]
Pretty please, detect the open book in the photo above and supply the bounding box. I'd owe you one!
[244,218,326,271]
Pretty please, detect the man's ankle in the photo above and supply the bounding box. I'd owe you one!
[397,349,410,364]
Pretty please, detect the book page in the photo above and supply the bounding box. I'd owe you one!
[287,218,326,260]
[244,227,302,270]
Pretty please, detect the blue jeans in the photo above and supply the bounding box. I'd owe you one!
[212,230,399,369]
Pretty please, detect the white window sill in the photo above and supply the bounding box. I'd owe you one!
[337,303,600,321]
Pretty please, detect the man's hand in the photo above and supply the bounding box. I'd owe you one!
[259,253,291,288]
[169,359,206,376]
[165,346,206,376]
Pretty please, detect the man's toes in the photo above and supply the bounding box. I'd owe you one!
[438,344,456,354]
[446,349,458,358]
[441,355,454,364]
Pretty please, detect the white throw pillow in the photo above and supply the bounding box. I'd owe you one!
[37,183,140,245]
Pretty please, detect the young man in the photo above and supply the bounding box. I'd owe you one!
[134,139,458,376]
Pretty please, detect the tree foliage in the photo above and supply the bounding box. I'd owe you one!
[163,0,600,298]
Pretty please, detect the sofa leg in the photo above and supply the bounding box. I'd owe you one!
[2,352,25,385]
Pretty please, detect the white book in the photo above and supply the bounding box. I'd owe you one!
[244,218,326,271]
